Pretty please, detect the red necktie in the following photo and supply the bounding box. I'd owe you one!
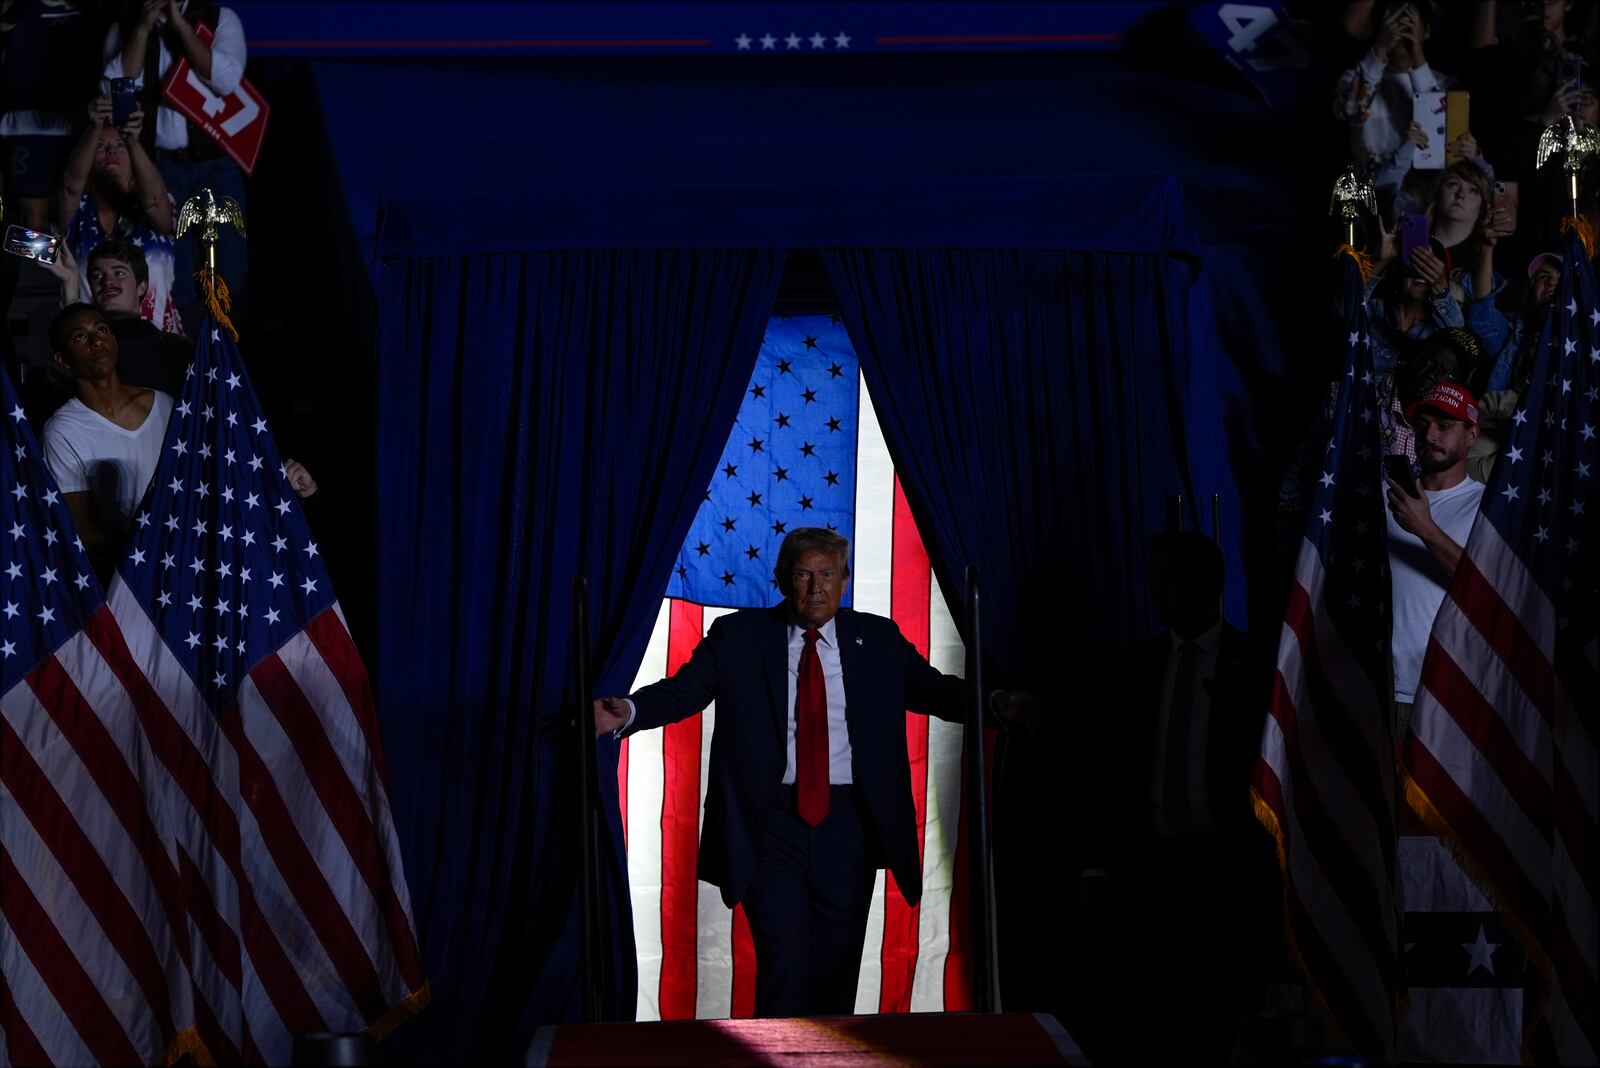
[796,627,830,826]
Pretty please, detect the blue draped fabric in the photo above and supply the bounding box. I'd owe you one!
[823,248,1233,683]
[373,248,782,1061]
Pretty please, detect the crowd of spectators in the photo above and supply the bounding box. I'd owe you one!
[1332,0,1597,482]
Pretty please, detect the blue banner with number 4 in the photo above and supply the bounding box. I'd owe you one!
[1189,2,1313,107]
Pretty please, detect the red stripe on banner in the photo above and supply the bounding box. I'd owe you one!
[1450,560,1556,718]
[731,902,757,1019]
[0,966,52,1068]
[659,600,704,1019]
[881,477,930,1013]
[618,736,630,846]
[0,843,143,1066]
[303,609,392,789]
[1265,671,1397,984]
[86,606,326,1033]
[219,704,390,1022]
[943,729,995,1011]
[0,709,179,1043]
[250,653,426,994]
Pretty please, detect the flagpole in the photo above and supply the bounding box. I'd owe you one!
[963,565,1001,1013]
[572,576,607,1022]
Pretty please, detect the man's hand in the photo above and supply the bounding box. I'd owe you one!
[1372,3,1406,56]
[989,689,1048,735]
[283,459,318,498]
[164,0,186,26]
[1410,245,1449,297]
[138,0,164,31]
[593,697,631,737]
[1387,475,1435,537]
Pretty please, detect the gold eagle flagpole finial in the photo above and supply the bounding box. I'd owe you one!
[176,186,246,336]
[1329,163,1376,250]
[1536,113,1600,226]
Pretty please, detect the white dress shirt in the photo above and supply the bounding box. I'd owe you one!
[102,4,247,151]
[1146,619,1223,836]
[783,617,853,785]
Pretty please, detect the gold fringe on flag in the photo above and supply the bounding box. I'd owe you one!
[366,982,432,1041]
[1334,244,1375,285]
[1561,213,1596,260]
[196,269,239,341]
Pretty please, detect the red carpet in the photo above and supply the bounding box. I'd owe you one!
[526,1012,1087,1066]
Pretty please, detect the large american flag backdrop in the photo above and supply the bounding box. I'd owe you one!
[621,315,976,1018]
[2,316,425,1065]
[1403,231,1600,1065]
[1253,251,1399,1059]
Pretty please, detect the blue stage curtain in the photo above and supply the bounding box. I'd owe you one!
[823,248,1218,682]
[373,248,782,1061]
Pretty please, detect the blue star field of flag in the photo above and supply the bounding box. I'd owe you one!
[1481,230,1598,648]
[666,315,859,608]
[0,369,104,696]
[1310,254,1395,686]
[115,316,334,708]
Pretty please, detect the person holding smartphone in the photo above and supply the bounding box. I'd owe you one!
[1385,381,1485,736]
[49,92,182,336]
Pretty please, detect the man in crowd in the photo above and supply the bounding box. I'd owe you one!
[593,526,1033,1017]
[1386,380,1486,732]
[86,236,192,395]
[1076,531,1277,1064]
[42,302,315,580]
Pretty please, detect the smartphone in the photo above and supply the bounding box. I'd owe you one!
[1385,454,1420,498]
[1492,180,1520,230]
[1412,90,1447,170]
[1399,213,1430,266]
[110,76,138,127]
[2,224,59,265]
[1558,55,1583,107]
[1444,90,1470,166]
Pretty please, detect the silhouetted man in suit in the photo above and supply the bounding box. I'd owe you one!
[593,527,974,1017]
[1078,531,1277,1063]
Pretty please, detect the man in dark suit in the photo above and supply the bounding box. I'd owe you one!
[1076,531,1277,1063]
[593,526,970,1017]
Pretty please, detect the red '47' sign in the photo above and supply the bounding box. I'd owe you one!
[161,23,269,175]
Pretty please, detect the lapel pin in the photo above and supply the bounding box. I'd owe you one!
[855,637,863,645]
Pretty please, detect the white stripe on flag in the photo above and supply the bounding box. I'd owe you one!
[694,606,735,1020]
[911,578,964,1012]
[0,911,97,1068]
[627,601,670,1021]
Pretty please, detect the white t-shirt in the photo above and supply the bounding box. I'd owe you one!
[42,392,174,534]
[1388,476,1486,703]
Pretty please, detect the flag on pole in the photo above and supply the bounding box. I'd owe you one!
[0,367,206,1065]
[1253,250,1399,1058]
[1403,230,1600,1065]
[622,315,975,1019]
[96,311,427,1064]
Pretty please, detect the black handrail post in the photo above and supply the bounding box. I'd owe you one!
[1211,492,1223,544]
[572,576,606,1023]
[964,565,1002,1013]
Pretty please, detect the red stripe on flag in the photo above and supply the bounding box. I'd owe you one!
[1450,559,1555,722]
[943,728,995,1011]
[1265,670,1397,980]
[881,476,930,1013]
[0,966,53,1068]
[86,606,327,1033]
[25,656,195,963]
[731,902,757,1018]
[249,653,427,994]
[618,736,630,847]
[0,709,180,1043]
[659,599,703,1019]
[0,843,144,1066]
[219,705,390,1022]
[303,609,392,789]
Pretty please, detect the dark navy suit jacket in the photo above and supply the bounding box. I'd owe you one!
[627,604,965,909]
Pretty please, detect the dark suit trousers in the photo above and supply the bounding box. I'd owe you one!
[740,785,877,1017]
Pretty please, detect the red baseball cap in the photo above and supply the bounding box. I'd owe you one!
[1405,381,1479,426]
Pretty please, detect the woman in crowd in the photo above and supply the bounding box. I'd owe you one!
[49,93,182,335]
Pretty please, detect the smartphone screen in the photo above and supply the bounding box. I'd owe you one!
[2,225,59,265]
[1399,214,1430,265]
[1385,455,1420,498]
[110,77,138,127]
